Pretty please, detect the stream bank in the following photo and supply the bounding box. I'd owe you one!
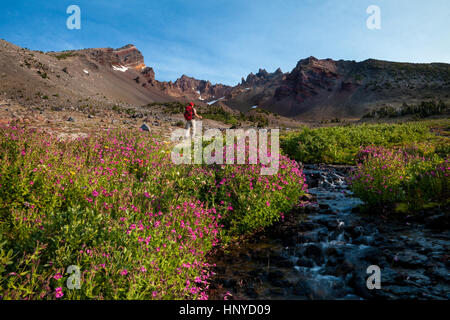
[208,164,449,300]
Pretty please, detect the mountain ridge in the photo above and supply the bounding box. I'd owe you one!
[1,39,449,120]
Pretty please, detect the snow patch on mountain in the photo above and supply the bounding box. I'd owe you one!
[112,65,128,72]
[207,97,225,105]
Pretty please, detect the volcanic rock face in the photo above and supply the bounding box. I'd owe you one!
[241,68,284,87]
[91,46,232,101]
[277,57,340,103]
[82,44,147,71]
[160,74,233,101]
[230,57,347,115]
[0,40,177,109]
[0,39,233,110]
[141,67,156,82]
[224,56,450,119]
[112,44,146,70]
[1,38,450,120]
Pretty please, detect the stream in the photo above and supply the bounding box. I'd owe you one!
[208,164,450,300]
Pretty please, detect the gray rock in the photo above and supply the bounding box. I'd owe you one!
[296,257,314,268]
[348,226,364,238]
[293,280,311,296]
[325,247,344,257]
[336,259,355,276]
[380,268,402,285]
[140,123,150,131]
[394,250,428,268]
[298,231,320,243]
[304,244,322,257]
[405,271,431,286]
[355,247,381,264]
[326,256,339,267]
[427,267,450,283]
[384,285,423,298]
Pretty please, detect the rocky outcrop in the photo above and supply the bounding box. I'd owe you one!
[276,57,340,103]
[240,68,284,87]
[223,56,450,119]
[3,38,450,119]
[141,67,155,82]
[83,44,147,71]
[112,44,146,70]
[0,40,180,108]
[156,74,233,102]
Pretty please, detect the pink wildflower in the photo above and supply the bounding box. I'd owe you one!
[55,287,64,299]
[53,273,63,280]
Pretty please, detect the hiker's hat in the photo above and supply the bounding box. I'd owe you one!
[189,102,194,106]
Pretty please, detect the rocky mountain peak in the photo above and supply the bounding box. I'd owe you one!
[241,67,284,86]
[256,68,269,77]
[297,56,319,66]
[141,66,155,82]
[3,38,449,122]
[112,44,146,70]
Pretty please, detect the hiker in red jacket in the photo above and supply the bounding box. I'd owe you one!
[184,102,202,138]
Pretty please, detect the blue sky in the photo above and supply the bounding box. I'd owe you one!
[1,0,449,85]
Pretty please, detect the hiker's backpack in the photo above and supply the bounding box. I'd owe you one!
[184,105,194,121]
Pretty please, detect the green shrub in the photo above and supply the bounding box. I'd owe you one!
[280,122,440,164]
[54,52,77,60]
[350,146,449,212]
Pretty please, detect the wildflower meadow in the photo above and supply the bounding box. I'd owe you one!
[349,146,449,212]
[0,125,306,299]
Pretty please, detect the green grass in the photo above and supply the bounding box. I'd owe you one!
[349,146,449,213]
[280,118,450,213]
[363,100,449,119]
[54,51,77,60]
[280,120,449,164]
[201,106,239,126]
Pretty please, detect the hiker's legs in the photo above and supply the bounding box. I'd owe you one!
[185,120,192,138]
[191,120,196,137]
